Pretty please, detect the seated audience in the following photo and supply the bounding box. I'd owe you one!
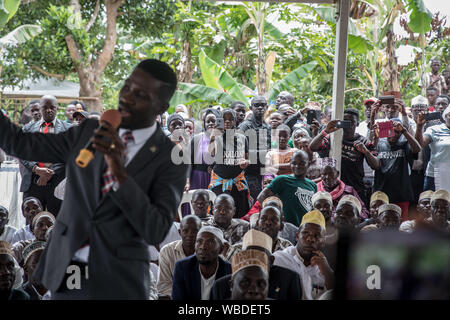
[11,197,43,244]
[273,210,334,300]
[400,190,433,233]
[357,191,389,230]
[0,241,29,300]
[171,226,231,300]
[203,194,249,245]
[21,241,48,300]
[0,206,17,244]
[361,204,402,232]
[190,190,212,221]
[157,215,202,299]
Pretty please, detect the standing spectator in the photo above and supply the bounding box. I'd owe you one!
[171,226,231,300]
[436,95,450,115]
[265,125,294,176]
[275,91,294,109]
[209,109,251,218]
[257,150,317,227]
[19,96,72,215]
[72,110,89,126]
[231,101,247,128]
[420,58,447,96]
[184,118,195,138]
[64,102,77,124]
[316,158,369,219]
[426,86,439,111]
[238,96,271,204]
[371,98,413,133]
[157,215,202,299]
[310,108,379,201]
[188,108,220,192]
[22,100,42,129]
[11,197,43,244]
[0,206,16,244]
[296,136,321,182]
[373,119,421,221]
[268,112,284,148]
[415,107,450,191]
[203,194,249,245]
[273,210,334,300]
[0,241,29,300]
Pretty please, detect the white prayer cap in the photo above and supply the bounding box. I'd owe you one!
[378,204,402,217]
[312,191,333,207]
[431,189,450,203]
[338,195,362,214]
[411,95,428,107]
[197,226,225,245]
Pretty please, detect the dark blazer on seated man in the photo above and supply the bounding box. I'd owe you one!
[210,264,303,300]
[172,254,231,300]
[0,59,188,299]
[20,116,72,215]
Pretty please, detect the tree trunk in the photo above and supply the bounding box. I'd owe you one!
[383,29,400,93]
[178,38,193,83]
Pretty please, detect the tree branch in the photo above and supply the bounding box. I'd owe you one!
[85,0,101,32]
[31,65,66,80]
[93,0,125,76]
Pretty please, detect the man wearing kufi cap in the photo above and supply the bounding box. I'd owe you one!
[211,229,302,300]
[172,226,231,300]
[230,249,269,300]
[377,204,402,230]
[21,241,48,300]
[357,191,389,231]
[430,190,450,231]
[273,210,334,300]
[311,191,338,245]
[400,190,433,233]
[0,241,30,300]
[334,195,362,230]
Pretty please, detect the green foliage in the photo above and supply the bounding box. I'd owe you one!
[407,0,433,34]
[0,0,20,30]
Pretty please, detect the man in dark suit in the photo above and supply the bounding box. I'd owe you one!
[20,96,72,215]
[210,229,303,300]
[0,59,187,299]
[172,226,231,300]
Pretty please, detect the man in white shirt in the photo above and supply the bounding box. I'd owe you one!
[0,206,17,244]
[273,209,334,300]
[157,215,202,298]
[11,197,42,244]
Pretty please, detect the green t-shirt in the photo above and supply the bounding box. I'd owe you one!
[267,175,317,227]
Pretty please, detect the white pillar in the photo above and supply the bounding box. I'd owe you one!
[330,0,350,174]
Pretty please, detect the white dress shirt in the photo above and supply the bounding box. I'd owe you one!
[0,225,17,244]
[73,122,158,263]
[273,246,326,300]
[11,224,34,244]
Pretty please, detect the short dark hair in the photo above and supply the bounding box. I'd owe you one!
[344,108,360,122]
[438,94,450,103]
[68,100,86,111]
[136,59,178,105]
[28,100,40,107]
[426,86,438,93]
[276,124,291,135]
[231,101,246,109]
[192,189,210,201]
[21,197,42,212]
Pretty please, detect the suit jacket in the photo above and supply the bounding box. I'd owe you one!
[19,118,72,192]
[172,254,231,300]
[0,115,188,299]
[210,265,303,300]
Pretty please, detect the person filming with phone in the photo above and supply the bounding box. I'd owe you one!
[309,108,379,204]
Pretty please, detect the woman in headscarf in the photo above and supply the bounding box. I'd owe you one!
[208,109,251,218]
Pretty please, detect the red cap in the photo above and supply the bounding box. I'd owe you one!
[363,97,378,106]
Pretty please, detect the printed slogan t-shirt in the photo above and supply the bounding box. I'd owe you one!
[267,175,317,226]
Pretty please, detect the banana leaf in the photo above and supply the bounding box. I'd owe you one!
[170,82,235,107]
[407,0,432,34]
[0,0,20,30]
[268,61,318,101]
[0,24,42,47]
[198,49,248,105]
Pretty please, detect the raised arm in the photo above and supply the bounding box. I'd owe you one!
[414,112,432,148]
[309,120,339,152]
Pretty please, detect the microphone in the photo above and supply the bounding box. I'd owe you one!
[75,110,122,168]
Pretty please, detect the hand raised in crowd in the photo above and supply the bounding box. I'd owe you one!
[395,98,407,115]
[372,123,380,138]
[209,128,223,143]
[354,140,369,154]
[238,158,250,169]
[416,112,427,126]
[309,118,321,137]
[323,120,341,134]
[392,121,405,134]
[91,121,127,184]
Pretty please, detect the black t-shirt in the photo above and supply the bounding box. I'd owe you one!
[374,139,418,202]
[213,130,249,179]
[319,133,376,192]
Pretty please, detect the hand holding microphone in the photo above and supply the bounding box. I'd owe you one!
[76,110,128,184]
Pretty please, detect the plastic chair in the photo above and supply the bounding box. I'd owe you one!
[177,189,216,221]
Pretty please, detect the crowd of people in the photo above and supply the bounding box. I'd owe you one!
[0,58,449,301]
